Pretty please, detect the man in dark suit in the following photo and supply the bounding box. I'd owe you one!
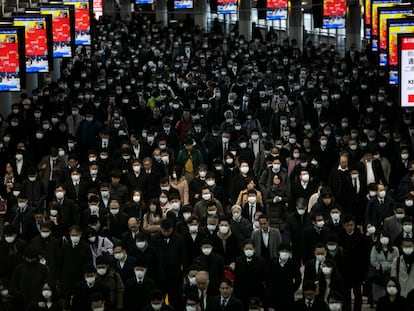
[54,184,79,226]
[293,281,329,311]
[231,240,266,307]
[142,157,162,202]
[358,152,387,188]
[302,212,330,261]
[151,218,187,309]
[290,168,318,209]
[109,242,136,285]
[102,200,129,240]
[366,183,395,229]
[123,258,156,311]
[125,158,147,194]
[250,214,282,262]
[241,189,265,223]
[265,243,302,311]
[206,278,243,311]
[285,198,311,262]
[303,243,327,284]
[338,215,369,311]
[63,169,89,204]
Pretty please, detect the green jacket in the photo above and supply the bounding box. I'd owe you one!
[177,147,203,174]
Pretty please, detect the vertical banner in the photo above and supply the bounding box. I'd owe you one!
[399,33,414,107]
[64,0,91,45]
[365,0,372,38]
[377,6,412,66]
[13,15,53,73]
[0,27,25,91]
[367,0,401,41]
[217,0,238,14]
[40,5,75,58]
[93,0,103,20]
[266,0,288,20]
[322,0,346,28]
[371,0,401,52]
[387,18,414,85]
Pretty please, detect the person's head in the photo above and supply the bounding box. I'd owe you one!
[339,154,348,170]
[160,218,174,237]
[278,243,292,261]
[95,255,109,277]
[201,186,212,201]
[218,217,230,234]
[394,204,406,219]
[195,271,209,291]
[247,189,257,204]
[69,225,82,244]
[3,224,17,243]
[219,278,233,298]
[385,277,401,297]
[314,242,327,261]
[40,221,52,239]
[200,239,214,256]
[23,245,39,264]
[150,289,164,311]
[296,197,307,215]
[311,212,325,229]
[133,258,148,279]
[327,291,343,311]
[113,242,126,261]
[109,200,121,216]
[401,238,414,256]
[302,281,317,302]
[128,217,140,233]
[90,292,106,311]
[187,265,199,285]
[342,215,355,235]
[83,264,97,285]
[258,215,269,232]
[185,294,201,311]
[325,234,339,252]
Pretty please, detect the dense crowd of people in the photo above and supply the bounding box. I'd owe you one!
[1,11,414,311]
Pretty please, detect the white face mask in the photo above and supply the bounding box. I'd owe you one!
[202,194,212,201]
[367,226,376,234]
[244,249,254,257]
[189,225,198,233]
[240,166,249,174]
[297,208,306,215]
[5,236,15,243]
[159,197,168,204]
[207,225,216,232]
[42,290,52,299]
[97,268,107,276]
[316,254,326,262]
[202,247,213,256]
[387,286,398,296]
[247,197,257,204]
[40,231,51,239]
[85,277,96,285]
[152,304,162,311]
[219,226,229,234]
[135,270,146,279]
[322,267,332,275]
[133,195,141,203]
[403,247,414,255]
[328,303,342,311]
[279,251,290,261]
[327,244,337,251]
[186,306,197,311]
[404,225,413,233]
[70,236,80,244]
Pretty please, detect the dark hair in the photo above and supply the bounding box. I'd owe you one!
[150,289,164,301]
[160,218,174,230]
[375,231,395,253]
[242,239,255,248]
[220,278,233,287]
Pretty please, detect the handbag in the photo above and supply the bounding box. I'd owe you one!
[0,196,7,214]
[367,266,387,286]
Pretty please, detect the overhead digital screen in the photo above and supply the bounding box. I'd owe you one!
[371,0,402,48]
[0,27,25,92]
[377,6,412,65]
[266,0,288,20]
[399,33,414,107]
[174,0,193,9]
[93,0,103,19]
[366,0,401,39]
[13,15,53,73]
[322,0,346,28]
[387,18,414,85]
[217,0,237,14]
[40,6,75,58]
[63,0,91,45]
[136,0,153,3]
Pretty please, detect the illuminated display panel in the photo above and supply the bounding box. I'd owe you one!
[217,0,237,14]
[266,0,288,20]
[63,0,91,45]
[323,0,346,28]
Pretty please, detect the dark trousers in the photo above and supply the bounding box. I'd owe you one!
[344,280,363,311]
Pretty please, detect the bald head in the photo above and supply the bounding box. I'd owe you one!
[196,271,209,291]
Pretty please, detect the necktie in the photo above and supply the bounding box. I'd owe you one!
[200,292,205,311]
[308,301,312,309]
[318,261,322,274]
[221,298,227,309]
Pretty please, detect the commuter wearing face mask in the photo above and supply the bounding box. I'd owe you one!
[338,215,369,311]
[0,224,26,280]
[10,193,35,239]
[229,240,264,307]
[383,204,407,243]
[75,111,102,157]
[376,277,410,311]
[193,239,224,296]
[394,216,414,248]
[390,147,412,190]
[392,238,414,297]
[151,219,187,308]
[212,217,241,265]
[27,282,63,311]
[290,168,318,211]
[30,221,60,286]
[60,226,93,307]
[303,212,330,262]
[10,246,49,307]
[102,200,128,240]
[365,183,394,229]
[143,289,174,311]
[63,169,89,204]
[229,161,255,205]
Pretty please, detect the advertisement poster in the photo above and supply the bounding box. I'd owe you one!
[366,0,401,40]
[13,16,51,73]
[387,19,414,85]
[136,0,153,3]
[93,0,103,20]
[266,0,288,20]
[174,0,193,9]
[365,0,372,38]
[217,0,238,14]
[40,6,74,58]
[64,0,91,45]
[377,6,412,65]
[322,0,346,28]
[0,28,24,91]
[399,34,414,107]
